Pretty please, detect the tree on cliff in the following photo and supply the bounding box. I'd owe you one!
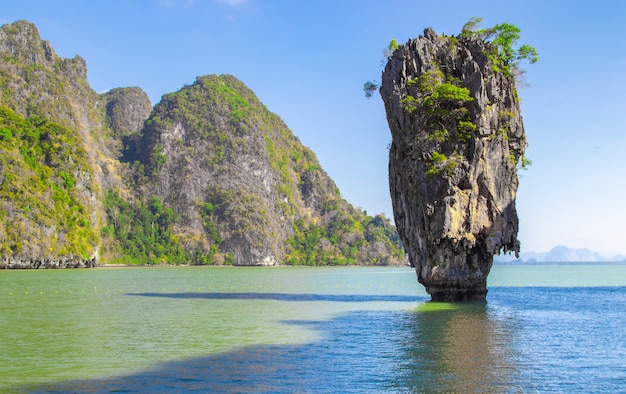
[461,17,538,77]
[365,18,538,98]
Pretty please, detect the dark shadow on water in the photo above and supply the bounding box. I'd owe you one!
[18,299,512,393]
[127,291,427,303]
[18,308,423,393]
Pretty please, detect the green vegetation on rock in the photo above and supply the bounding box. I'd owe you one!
[0,106,96,259]
[286,213,403,266]
[102,191,194,265]
[130,74,404,266]
[461,17,538,76]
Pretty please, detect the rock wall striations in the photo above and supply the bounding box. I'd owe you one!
[380,28,527,300]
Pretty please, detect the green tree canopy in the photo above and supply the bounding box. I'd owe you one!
[461,17,538,75]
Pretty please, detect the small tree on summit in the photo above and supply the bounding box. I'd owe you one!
[366,18,538,98]
[461,17,538,76]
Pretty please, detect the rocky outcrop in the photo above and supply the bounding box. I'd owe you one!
[101,86,152,164]
[381,28,527,300]
[0,21,142,266]
[0,21,105,265]
[101,87,152,138]
[138,75,300,265]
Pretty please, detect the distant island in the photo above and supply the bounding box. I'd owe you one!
[494,245,626,264]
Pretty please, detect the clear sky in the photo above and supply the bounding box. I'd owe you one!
[4,1,626,256]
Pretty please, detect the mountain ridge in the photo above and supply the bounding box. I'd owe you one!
[0,20,404,267]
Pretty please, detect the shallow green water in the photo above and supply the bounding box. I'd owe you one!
[1,267,424,388]
[1,265,625,392]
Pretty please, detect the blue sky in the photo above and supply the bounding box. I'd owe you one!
[4,0,626,256]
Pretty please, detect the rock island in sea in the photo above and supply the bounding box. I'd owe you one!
[378,20,537,301]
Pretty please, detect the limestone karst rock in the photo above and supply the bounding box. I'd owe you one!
[101,87,152,138]
[0,21,149,266]
[0,20,105,264]
[136,74,404,266]
[380,27,527,300]
[101,86,152,165]
[0,19,404,267]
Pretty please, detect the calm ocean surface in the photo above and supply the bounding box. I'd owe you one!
[1,265,625,393]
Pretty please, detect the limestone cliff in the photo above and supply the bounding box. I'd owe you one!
[0,20,404,267]
[0,21,106,266]
[136,75,403,266]
[380,27,528,300]
[100,86,152,168]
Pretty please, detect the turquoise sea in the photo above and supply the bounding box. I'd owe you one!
[1,265,625,393]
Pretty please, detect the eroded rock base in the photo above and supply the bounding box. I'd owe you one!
[428,287,488,302]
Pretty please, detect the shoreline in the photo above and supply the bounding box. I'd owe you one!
[5,260,625,269]
[1,262,409,269]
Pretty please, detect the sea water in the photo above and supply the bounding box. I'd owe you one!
[1,265,624,392]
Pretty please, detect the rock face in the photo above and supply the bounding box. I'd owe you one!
[136,75,404,266]
[138,75,316,265]
[0,20,404,267]
[0,20,105,265]
[101,86,152,164]
[380,28,526,300]
[101,87,152,138]
[0,256,97,269]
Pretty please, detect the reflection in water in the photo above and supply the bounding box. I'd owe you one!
[392,302,520,392]
[129,291,425,302]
